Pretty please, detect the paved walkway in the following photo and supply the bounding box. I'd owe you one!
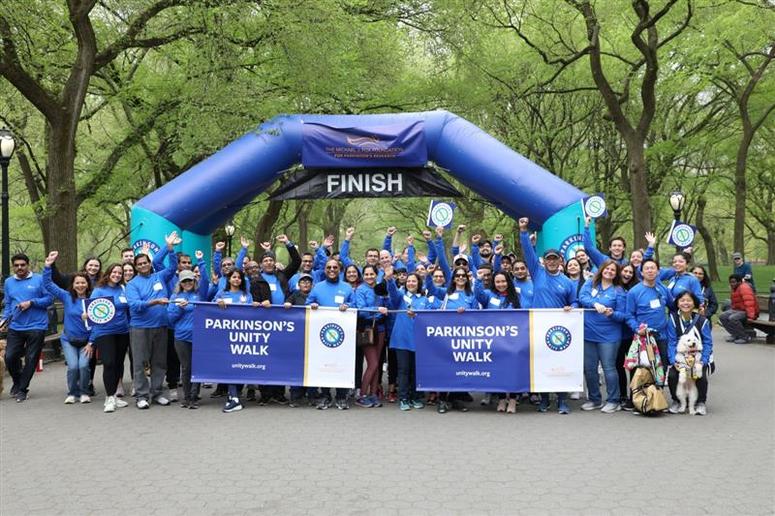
[1,327,774,515]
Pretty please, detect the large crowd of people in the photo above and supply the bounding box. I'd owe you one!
[1,216,760,417]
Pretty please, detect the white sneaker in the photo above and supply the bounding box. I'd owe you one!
[480,393,492,406]
[114,397,128,408]
[80,394,91,404]
[136,399,150,409]
[601,402,621,413]
[569,391,581,400]
[64,395,76,404]
[154,396,170,406]
[581,401,603,411]
[695,403,707,416]
[668,401,682,414]
[104,396,116,413]
[169,389,179,402]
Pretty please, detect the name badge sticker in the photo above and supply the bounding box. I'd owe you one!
[649,298,661,309]
[334,295,345,304]
[269,283,277,292]
[223,297,233,304]
[591,288,598,297]
[152,282,163,291]
[118,296,127,304]
[490,297,501,307]
[448,292,460,301]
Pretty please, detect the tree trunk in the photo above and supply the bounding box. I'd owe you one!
[16,152,51,250]
[695,197,719,281]
[45,121,79,271]
[297,201,311,253]
[625,142,652,249]
[733,129,753,257]
[253,200,283,256]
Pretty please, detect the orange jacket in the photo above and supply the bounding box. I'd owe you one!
[731,282,759,320]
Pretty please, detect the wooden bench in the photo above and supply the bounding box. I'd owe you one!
[747,294,775,344]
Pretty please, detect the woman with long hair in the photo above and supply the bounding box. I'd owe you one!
[692,266,718,322]
[41,251,93,404]
[578,260,627,413]
[475,270,521,413]
[89,263,131,412]
[214,269,253,413]
[354,265,386,408]
[382,267,438,411]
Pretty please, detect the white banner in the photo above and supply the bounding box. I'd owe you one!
[529,310,584,392]
[303,307,357,388]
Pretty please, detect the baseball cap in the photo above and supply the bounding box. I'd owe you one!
[298,273,313,283]
[453,254,469,264]
[179,270,196,282]
[543,249,561,259]
[732,252,742,259]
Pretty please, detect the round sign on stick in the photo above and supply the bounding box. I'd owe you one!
[670,224,695,248]
[430,202,454,227]
[583,195,607,219]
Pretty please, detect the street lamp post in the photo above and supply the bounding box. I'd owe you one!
[224,222,236,257]
[669,190,686,253]
[0,128,16,281]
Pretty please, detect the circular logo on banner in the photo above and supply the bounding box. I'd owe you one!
[320,323,345,348]
[429,202,454,227]
[558,234,584,262]
[87,298,116,325]
[545,325,572,352]
[671,224,695,248]
[584,196,606,218]
[132,239,161,260]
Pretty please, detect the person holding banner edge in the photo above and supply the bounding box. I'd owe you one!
[215,269,254,412]
[306,258,354,410]
[168,251,209,409]
[473,270,522,413]
[383,266,438,412]
[89,263,131,412]
[354,265,386,408]
[42,251,93,405]
[519,217,576,414]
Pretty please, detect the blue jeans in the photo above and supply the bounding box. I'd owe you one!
[584,340,620,404]
[61,337,91,397]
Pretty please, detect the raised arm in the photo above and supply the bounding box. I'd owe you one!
[42,252,69,302]
[582,218,608,268]
[278,235,301,277]
[518,218,540,278]
[406,236,416,273]
[339,227,355,268]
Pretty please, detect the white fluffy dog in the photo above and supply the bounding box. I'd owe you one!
[675,333,703,415]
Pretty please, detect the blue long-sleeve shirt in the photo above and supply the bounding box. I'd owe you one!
[2,272,52,331]
[666,313,713,365]
[473,280,518,310]
[213,289,253,305]
[385,279,438,351]
[520,231,577,309]
[657,270,704,306]
[625,282,673,335]
[167,287,209,344]
[513,278,534,309]
[578,279,626,343]
[90,284,130,339]
[42,267,89,342]
[583,228,628,267]
[306,279,354,307]
[355,283,384,323]
[126,253,178,328]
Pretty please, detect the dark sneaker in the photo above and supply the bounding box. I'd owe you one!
[316,398,332,410]
[15,391,27,403]
[223,397,243,413]
[10,384,19,397]
[538,398,549,413]
[335,399,349,410]
[621,399,634,411]
[437,401,448,414]
[411,399,425,409]
[399,399,411,411]
[451,400,469,412]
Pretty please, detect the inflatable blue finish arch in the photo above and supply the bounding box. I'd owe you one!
[131,110,590,260]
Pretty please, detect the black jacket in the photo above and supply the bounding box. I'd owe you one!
[249,244,301,302]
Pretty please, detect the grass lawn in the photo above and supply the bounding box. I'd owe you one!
[710,264,774,299]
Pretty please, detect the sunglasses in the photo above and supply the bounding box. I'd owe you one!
[454,274,467,278]
[325,266,339,270]
[180,279,194,283]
